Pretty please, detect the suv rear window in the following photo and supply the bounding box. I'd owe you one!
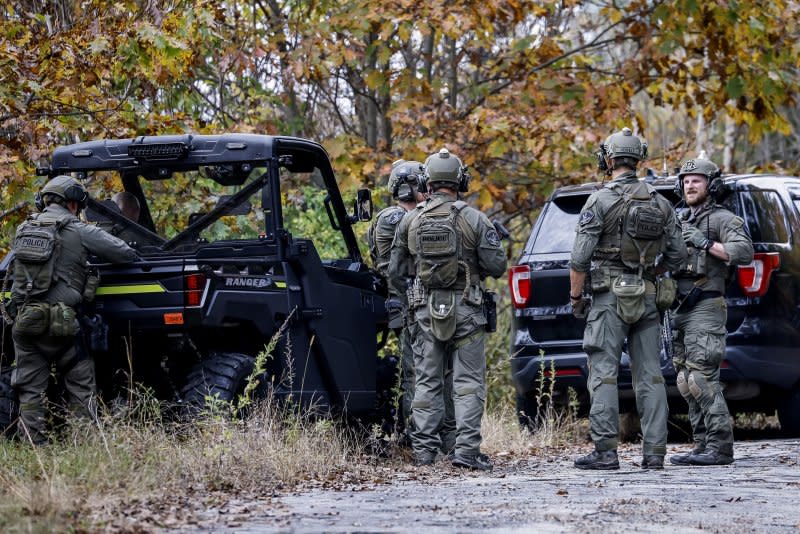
[739,190,790,244]
[528,195,587,254]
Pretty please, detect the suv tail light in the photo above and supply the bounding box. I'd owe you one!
[509,265,531,308]
[184,273,207,307]
[737,252,780,298]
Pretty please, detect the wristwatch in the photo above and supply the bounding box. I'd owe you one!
[702,239,715,251]
[569,294,582,301]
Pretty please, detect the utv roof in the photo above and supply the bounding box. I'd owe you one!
[41,134,329,177]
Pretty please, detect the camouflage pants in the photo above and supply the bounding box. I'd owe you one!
[411,300,485,457]
[11,330,96,445]
[673,297,733,456]
[582,291,668,456]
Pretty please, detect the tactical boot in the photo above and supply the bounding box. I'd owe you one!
[641,455,664,470]
[669,446,705,466]
[687,449,734,466]
[574,449,619,470]
[452,452,493,471]
[414,451,437,467]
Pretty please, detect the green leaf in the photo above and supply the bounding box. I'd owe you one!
[725,76,745,99]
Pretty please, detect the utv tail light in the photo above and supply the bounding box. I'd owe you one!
[543,368,582,378]
[509,265,531,309]
[737,252,780,298]
[184,273,207,307]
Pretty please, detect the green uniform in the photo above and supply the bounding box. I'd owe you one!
[369,204,456,445]
[10,203,137,444]
[673,201,753,457]
[571,172,686,457]
[389,192,506,458]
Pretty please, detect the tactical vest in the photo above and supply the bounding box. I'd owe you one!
[594,180,667,272]
[408,198,468,289]
[12,214,70,301]
[677,204,732,292]
[367,205,405,272]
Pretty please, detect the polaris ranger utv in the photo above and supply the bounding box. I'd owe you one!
[1,134,394,431]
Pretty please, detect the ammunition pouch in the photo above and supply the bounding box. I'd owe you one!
[463,284,483,307]
[683,249,708,277]
[483,290,497,333]
[612,273,646,324]
[385,297,405,329]
[407,277,427,309]
[590,267,612,293]
[655,277,677,313]
[49,302,77,337]
[428,290,456,341]
[12,301,51,336]
[83,268,101,302]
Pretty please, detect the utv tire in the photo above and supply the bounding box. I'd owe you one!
[777,385,800,438]
[0,368,19,437]
[180,353,257,416]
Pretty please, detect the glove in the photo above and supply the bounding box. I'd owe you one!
[571,296,589,319]
[681,223,709,249]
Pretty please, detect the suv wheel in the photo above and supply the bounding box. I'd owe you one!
[180,353,259,416]
[0,368,19,437]
[777,385,800,437]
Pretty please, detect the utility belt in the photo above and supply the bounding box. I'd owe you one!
[674,289,723,312]
[589,266,655,293]
[406,277,497,337]
[12,300,78,338]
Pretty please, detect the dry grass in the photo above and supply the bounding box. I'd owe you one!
[481,403,589,457]
[0,392,369,532]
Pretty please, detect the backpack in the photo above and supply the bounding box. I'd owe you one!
[12,215,68,300]
[412,200,467,289]
[608,181,667,270]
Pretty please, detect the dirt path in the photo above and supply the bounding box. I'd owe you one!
[208,439,800,533]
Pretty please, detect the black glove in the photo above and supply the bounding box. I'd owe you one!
[570,296,589,319]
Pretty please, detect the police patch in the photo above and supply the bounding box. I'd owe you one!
[386,209,404,225]
[485,229,501,247]
[579,210,595,226]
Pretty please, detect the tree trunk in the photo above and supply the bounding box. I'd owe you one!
[722,113,736,172]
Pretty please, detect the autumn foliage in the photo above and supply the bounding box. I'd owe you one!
[1,0,798,251]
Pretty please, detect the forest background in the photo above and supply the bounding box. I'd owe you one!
[1,0,799,407]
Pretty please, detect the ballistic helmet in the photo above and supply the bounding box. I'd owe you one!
[37,175,89,209]
[387,159,424,199]
[678,157,720,181]
[423,148,469,192]
[602,127,648,161]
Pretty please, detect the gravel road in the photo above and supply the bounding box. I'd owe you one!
[216,439,800,533]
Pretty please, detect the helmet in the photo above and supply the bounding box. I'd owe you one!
[602,127,648,161]
[387,159,424,201]
[422,148,469,192]
[677,157,720,181]
[36,175,89,210]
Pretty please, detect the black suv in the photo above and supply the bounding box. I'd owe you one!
[1,134,395,431]
[510,173,800,436]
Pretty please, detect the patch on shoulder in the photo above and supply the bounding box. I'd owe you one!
[579,210,595,226]
[386,209,405,225]
[485,229,501,247]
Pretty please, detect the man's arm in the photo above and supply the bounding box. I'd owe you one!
[716,214,754,266]
[662,206,689,273]
[388,213,413,294]
[77,221,138,263]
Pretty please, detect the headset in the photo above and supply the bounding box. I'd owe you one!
[675,168,727,200]
[392,163,424,202]
[419,155,471,193]
[35,178,89,211]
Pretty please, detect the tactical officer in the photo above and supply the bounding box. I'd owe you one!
[368,159,455,447]
[570,128,687,470]
[670,157,753,466]
[9,175,137,444]
[389,148,507,470]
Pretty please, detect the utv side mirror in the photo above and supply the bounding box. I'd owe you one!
[351,188,373,222]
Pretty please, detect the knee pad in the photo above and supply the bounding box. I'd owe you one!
[676,371,691,397]
[687,372,705,399]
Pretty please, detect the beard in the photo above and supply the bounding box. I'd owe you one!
[686,189,709,207]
